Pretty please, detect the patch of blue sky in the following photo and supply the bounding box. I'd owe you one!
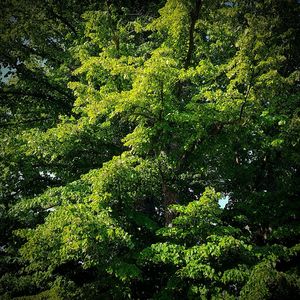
[219,195,229,209]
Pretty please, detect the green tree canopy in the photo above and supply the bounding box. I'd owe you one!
[1,0,299,299]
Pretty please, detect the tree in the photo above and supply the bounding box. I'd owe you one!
[1,0,299,299]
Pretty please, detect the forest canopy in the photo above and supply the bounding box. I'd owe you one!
[0,0,300,299]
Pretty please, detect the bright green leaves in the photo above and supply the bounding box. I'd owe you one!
[183,235,250,264]
[107,261,142,283]
[139,188,254,298]
[156,187,232,244]
[10,179,91,226]
[11,173,139,296]
[84,153,161,211]
[2,0,300,298]
[21,113,124,183]
[139,186,299,299]
[240,256,300,300]
[221,265,250,285]
[147,0,190,56]
[16,204,132,272]
[119,47,181,154]
[8,152,163,298]
[83,10,118,51]
[140,242,185,265]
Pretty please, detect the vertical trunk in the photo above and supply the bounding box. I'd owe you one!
[184,0,202,69]
[162,1,203,225]
[162,182,178,225]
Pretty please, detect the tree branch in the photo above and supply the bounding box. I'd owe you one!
[46,7,78,37]
[0,117,52,128]
[184,0,202,69]
[0,89,72,111]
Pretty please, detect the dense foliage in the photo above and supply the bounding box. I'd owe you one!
[1,0,300,299]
